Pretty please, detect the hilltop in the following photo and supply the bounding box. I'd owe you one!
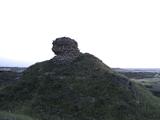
[0,37,160,120]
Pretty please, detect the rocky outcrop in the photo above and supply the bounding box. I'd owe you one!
[52,37,81,64]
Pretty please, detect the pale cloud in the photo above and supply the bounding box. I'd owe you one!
[0,0,160,68]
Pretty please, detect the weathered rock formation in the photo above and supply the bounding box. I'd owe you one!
[52,37,81,64]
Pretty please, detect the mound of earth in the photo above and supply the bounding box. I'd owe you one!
[0,37,160,120]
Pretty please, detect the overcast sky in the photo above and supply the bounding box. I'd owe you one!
[0,0,160,68]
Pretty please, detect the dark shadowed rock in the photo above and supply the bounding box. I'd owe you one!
[52,37,81,64]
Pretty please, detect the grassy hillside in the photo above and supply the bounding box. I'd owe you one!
[132,78,160,97]
[118,72,157,79]
[0,53,160,120]
[0,111,34,120]
[116,70,160,97]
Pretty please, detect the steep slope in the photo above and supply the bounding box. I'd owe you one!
[0,37,160,120]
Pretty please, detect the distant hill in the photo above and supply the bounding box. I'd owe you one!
[114,68,160,73]
[0,67,26,73]
[0,67,26,86]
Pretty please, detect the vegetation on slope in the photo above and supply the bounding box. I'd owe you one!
[0,71,22,87]
[118,72,158,79]
[0,53,160,120]
[0,111,34,120]
[132,78,160,97]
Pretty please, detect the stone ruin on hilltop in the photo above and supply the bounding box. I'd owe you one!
[52,37,81,64]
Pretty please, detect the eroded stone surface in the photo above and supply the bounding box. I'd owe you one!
[52,37,81,64]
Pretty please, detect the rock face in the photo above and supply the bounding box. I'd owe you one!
[52,37,81,64]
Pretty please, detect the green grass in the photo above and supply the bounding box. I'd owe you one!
[132,78,160,97]
[1,53,160,120]
[0,111,35,120]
